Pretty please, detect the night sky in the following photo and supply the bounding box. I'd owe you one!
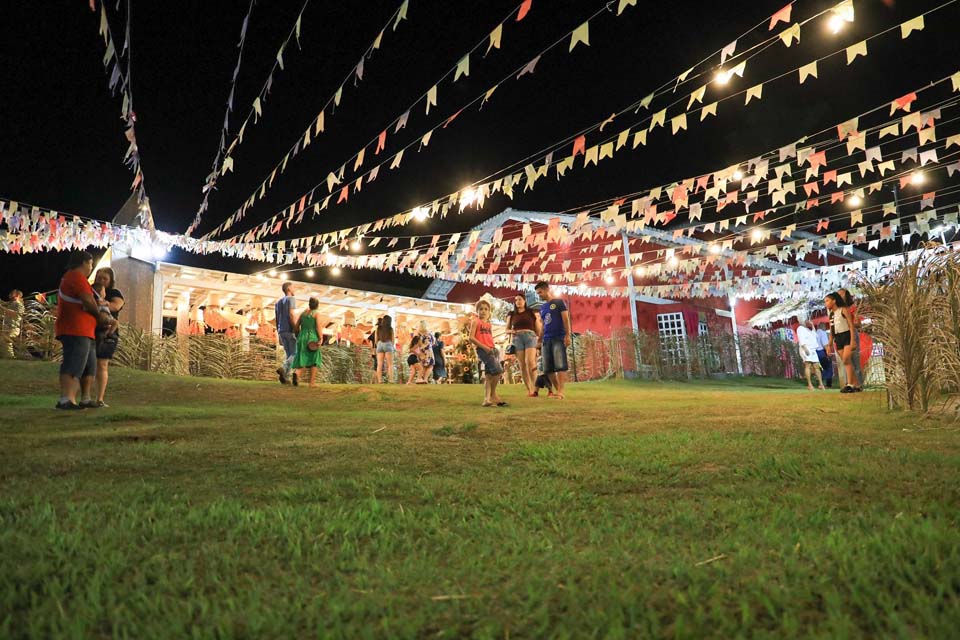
[2,0,958,299]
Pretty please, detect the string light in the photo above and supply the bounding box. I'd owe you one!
[163,301,173,310]
[848,195,862,206]
[828,3,855,34]
[604,274,615,285]
[911,172,926,185]
[751,228,763,242]
[668,256,679,267]
[331,267,342,276]
[460,187,477,207]
[412,206,428,221]
[268,269,277,277]
[306,269,315,277]
[709,244,722,255]
[634,266,645,276]
[733,170,743,181]
[715,69,732,85]
[828,14,845,34]
[280,273,288,281]
[351,238,362,251]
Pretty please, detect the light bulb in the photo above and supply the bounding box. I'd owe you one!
[306,269,315,277]
[733,170,743,180]
[351,239,362,251]
[280,273,288,281]
[163,301,173,310]
[460,188,477,207]
[634,266,645,276]
[331,267,342,276]
[412,206,428,221]
[848,195,862,207]
[715,69,731,85]
[911,172,925,185]
[751,228,763,242]
[605,275,615,285]
[828,14,845,34]
[268,269,277,277]
[709,244,722,255]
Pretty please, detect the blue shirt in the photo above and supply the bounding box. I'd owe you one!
[275,295,296,333]
[540,298,567,339]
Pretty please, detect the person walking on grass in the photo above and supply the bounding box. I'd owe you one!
[507,293,542,397]
[374,316,396,384]
[469,299,505,407]
[825,292,861,394]
[815,321,833,388]
[838,288,865,388]
[796,318,826,391]
[54,251,117,410]
[2,289,25,358]
[417,321,435,383]
[534,281,571,400]
[432,331,447,383]
[274,281,298,385]
[91,267,124,407]
[291,297,322,388]
[406,333,423,384]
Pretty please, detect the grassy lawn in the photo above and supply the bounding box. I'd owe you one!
[1,359,959,638]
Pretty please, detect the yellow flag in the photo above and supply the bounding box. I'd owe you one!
[569,21,590,52]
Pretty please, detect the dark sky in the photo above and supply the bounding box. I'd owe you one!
[2,0,958,298]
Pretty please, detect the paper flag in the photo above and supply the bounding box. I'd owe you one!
[700,102,717,121]
[617,0,637,15]
[865,146,882,164]
[570,21,590,52]
[253,97,262,117]
[946,134,960,149]
[730,61,746,78]
[584,146,599,166]
[486,25,503,55]
[373,30,384,50]
[779,23,800,47]
[879,123,899,138]
[890,92,917,115]
[846,40,867,65]
[572,135,586,157]
[769,4,792,30]
[376,130,387,154]
[799,61,818,84]
[421,131,433,148]
[599,142,615,161]
[616,129,630,150]
[687,85,706,109]
[394,0,409,30]
[338,186,349,204]
[919,127,936,145]
[721,40,737,64]
[900,15,924,39]
[671,113,688,134]
[649,109,666,131]
[745,84,763,105]
[517,55,540,78]
[454,55,470,81]
[425,85,437,115]
[334,85,343,106]
[518,0,532,21]
[953,71,960,93]
[632,130,648,148]
[846,133,865,154]
[919,149,938,166]
[481,84,498,107]
[354,149,365,171]
[850,210,863,226]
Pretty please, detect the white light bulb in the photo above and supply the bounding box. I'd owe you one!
[709,244,722,255]
[733,170,743,181]
[634,266,645,276]
[268,269,277,277]
[911,172,925,185]
[306,269,315,277]
[163,301,173,310]
[715,69,731,85]
[668,256,679,267]
[460,188,477,207]
[280,273,288,281]
[331,267,342,276]
[828,14,845,34]
[412,206,428,221]
[751,228,763,242]
[848,195,862,207]
[604,275,615,285]
[351,240,362,251]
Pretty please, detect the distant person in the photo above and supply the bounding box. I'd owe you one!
[815,322,833,388]
[54,251,116,410]
[2,289,24,358]
[796,318,826,391]
[506,293,541,397]
[406,334,423,385]
[838,288,864,389]
[534,281,571,400]
[469,299,505,407]
[375,316,396,384]
[432,331,447,383]
[274,282,297,384]
[825,292,860,394]
[92,267,124,407]
[291,297,322,388]
[417,322,435,383]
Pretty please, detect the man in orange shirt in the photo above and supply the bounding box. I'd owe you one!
[55,251,116,410]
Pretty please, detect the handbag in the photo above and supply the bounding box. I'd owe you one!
[307,341,320,351]
[505,344,517,355]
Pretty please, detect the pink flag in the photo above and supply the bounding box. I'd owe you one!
[769,4,792,30]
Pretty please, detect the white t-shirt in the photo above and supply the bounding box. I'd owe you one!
[796,326,821,363]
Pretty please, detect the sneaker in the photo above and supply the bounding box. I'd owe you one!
[55,400,83,411]
[96,400,109,408]
[292,372,299,387]
[277,367,288,384]
[840,386,854,394]
[853,387,863,393]
[79,400,101,409]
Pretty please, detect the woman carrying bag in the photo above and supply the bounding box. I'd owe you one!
[291,297,323,388]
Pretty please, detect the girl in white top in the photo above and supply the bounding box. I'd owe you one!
[824,292,860,393]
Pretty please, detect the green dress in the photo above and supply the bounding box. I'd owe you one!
[292,312,322,369]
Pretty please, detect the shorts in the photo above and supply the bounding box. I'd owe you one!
[834,331,852,349]
[407,354,419,366]
[376,341,395,354]
[541,336,569,373]
[96,330,119,360]
[58,335,97,379]
[512,331,538,352]
[476,347,503,375]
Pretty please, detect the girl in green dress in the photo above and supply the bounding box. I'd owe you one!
[292,297,323,387]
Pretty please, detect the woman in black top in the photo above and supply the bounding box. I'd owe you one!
[506,294,542,396]
[92,267,124,407]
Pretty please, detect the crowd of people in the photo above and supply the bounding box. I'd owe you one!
[795,288,864,394]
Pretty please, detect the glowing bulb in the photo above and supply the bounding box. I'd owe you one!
[280,273,288,281]
[848,195,862,207]
[733,170,743,181]
[460,188,477,207]
[911,172,925,185]
[634,266,645,276]
[828,14,845,34]
[163,301,173,310]
[578,283,587,290]
[709,244,722,255]
[331,267,341,276]
[605,274,615,285]
[715,69,731,85]
[412,206,428,221]
[256,273,265,280]
[751,228,763,242]
[351,239,362,251]
[268,269,277,277]
[306,269,315,277]
[668,256,679,267]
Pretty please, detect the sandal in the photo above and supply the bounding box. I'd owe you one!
[496,401,508,407]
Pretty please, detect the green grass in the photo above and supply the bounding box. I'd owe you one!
[1,359,959,638]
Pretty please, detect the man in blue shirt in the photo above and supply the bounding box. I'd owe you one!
[274,282,298,384]
[815,322,833,388]
[535,281,571,399]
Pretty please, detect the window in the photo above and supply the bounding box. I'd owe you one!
[698,321,708,337]
[657,312,687,365]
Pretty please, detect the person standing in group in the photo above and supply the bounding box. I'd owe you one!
[825,292,861,394]
[91,268,124,407]
[432,331,447,384]
[274,282,298,385]
[2,289,25,358]
[417,322,435,383]
[406,333,423,384]
[469,299,505,407]
[291,297,322,388]
[54,251,117,410]
[796,318,826,391]
[375,315,396,384]
[534,281,571,400]
[815,321,833,388]
[838,288,865,389]
[506,293,541,397]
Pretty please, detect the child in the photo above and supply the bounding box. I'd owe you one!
[469,299,506,407]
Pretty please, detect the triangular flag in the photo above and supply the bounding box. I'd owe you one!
[687,85,706,109]
[846,40,867,65]
[900,15,924,39]
[745,84,763,105]
[393,0,409,31]
[700,102,717,121]
[721,40,737,64]
[769,4,792,30]
[632,130,648,148]
[518,0,532,21]
[649,109,666,131]
[390,150,404,170]
[425,85,437,115]
[617,0,637,15]
[454,55,470,82]
[799,61,818,84]
[670,113,688,135]
[569,21,590,52]
[517,55,540,78]
[780,23,800,47]
[486,24,503,55]
[951,71,960,92]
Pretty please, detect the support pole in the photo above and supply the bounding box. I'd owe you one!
[730,296,744,375]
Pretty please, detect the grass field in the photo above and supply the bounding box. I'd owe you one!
[1,360,959,638]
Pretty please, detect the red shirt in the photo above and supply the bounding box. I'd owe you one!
[474,318,495,350]
[55,270,97,338]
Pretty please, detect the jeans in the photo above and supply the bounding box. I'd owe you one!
[512,331,538,352]
[278,331,297,374]
[542,336,569,373]
[816,348,833,386]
